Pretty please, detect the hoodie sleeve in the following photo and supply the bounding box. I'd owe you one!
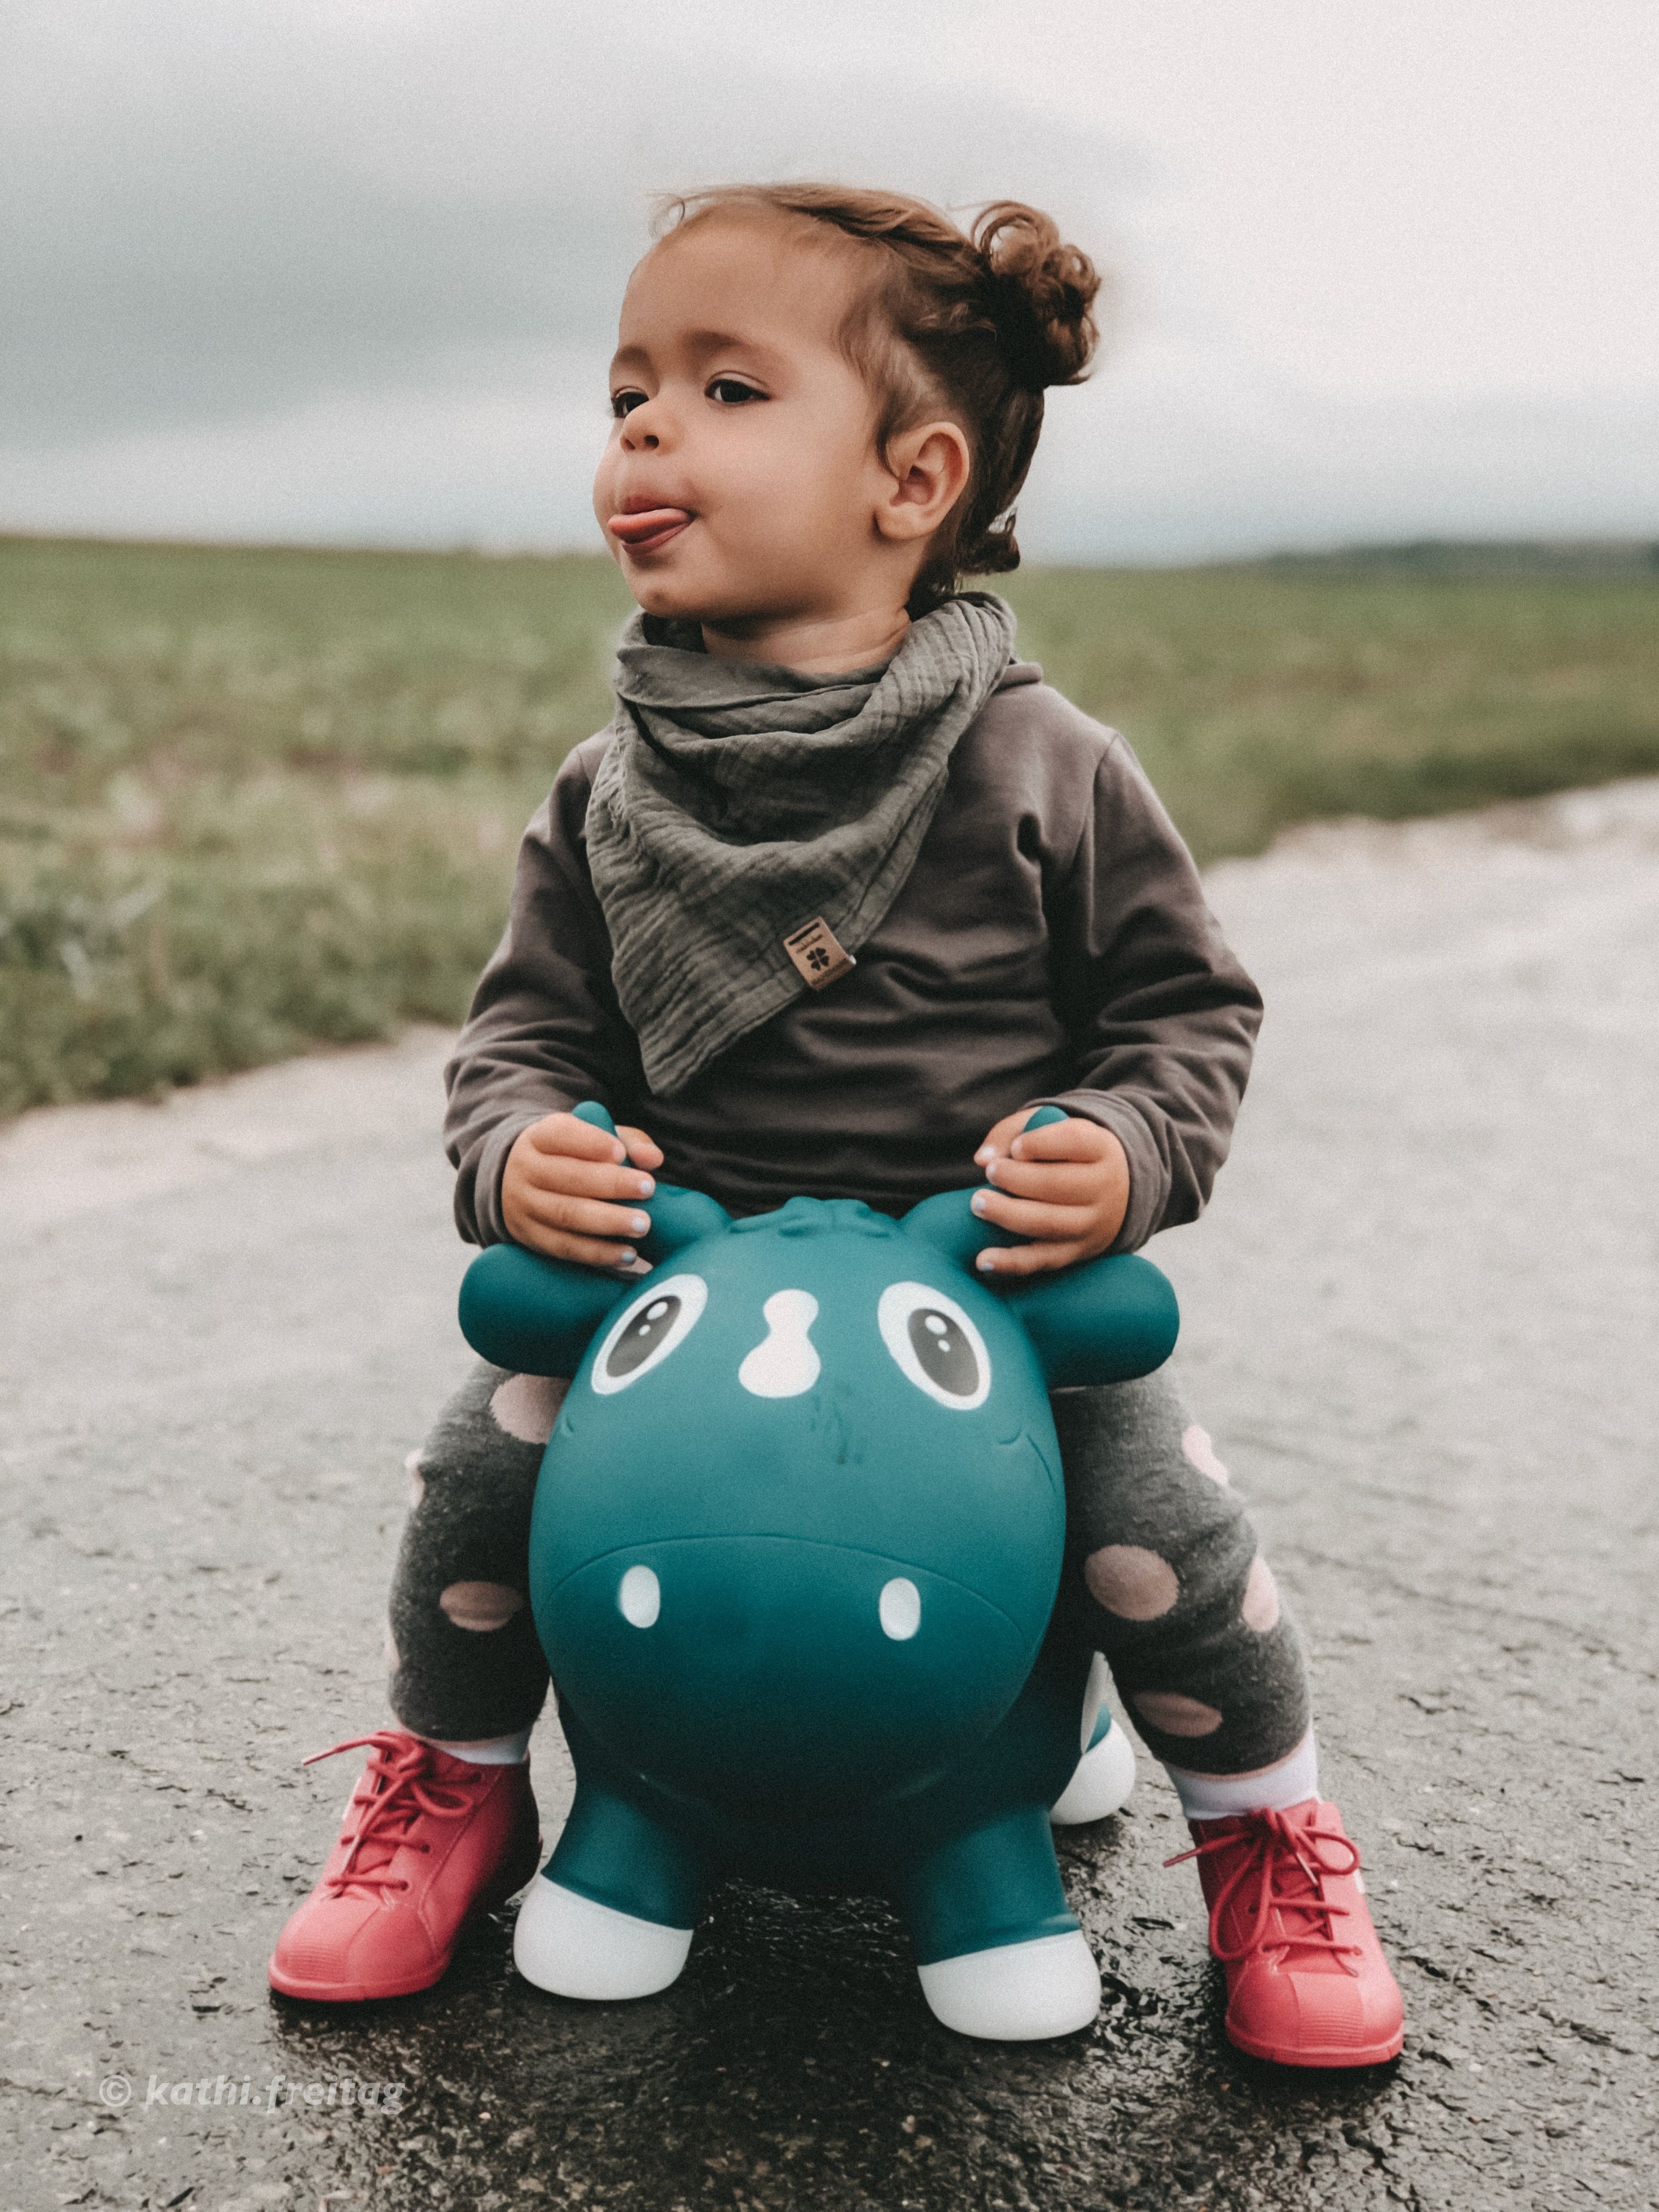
[443,741,642,1246]
[1031,734,1264,1254]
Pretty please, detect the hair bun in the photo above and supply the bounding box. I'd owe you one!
[973,202,1101,391]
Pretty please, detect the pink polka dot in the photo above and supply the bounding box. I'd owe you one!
[490,1373,561,1445]
[1241,1554,1280,1632]
[1132,1690,1223,1737]
[438,1581,526,1633]
[1085,1544,1180,1620]
[1181,1425,1229,1483]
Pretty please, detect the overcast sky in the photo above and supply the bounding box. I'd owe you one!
[3,0,1656,561]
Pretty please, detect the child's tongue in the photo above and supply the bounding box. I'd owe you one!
[610,507,691,545]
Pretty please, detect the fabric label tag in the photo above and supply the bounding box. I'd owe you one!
[782,916,856,991]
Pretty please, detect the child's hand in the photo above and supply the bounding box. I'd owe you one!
[501,1112,665,1270]
[970,1111,1130,1277]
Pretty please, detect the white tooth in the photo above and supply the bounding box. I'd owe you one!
[738,1289,821,1398]
[879,1577,922,1641]
[617,1564,661,1628]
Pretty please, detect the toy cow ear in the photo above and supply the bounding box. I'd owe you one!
[901,1192,1180,1387]
[904,1106,1175,1385]
[1002,1254,1180,1389]
[640,1185,732,1261]
[900,1189,1023,1273]
[459,1245,625,1376]
[901,1104,1073,1272]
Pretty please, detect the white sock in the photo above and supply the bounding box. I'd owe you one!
[423,1726,533,1767]
[1165,1731,1319,1822]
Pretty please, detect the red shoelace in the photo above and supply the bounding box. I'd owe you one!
[1164,1806,1364,1967]
[303,1731,478,1896]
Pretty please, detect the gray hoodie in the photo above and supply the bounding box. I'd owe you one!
[444,661,1263,1253]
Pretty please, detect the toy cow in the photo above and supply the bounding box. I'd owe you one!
[458,1104,1179,2040]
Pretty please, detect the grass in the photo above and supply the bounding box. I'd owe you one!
[3,533,1656,1119]
[998,559,1659,860]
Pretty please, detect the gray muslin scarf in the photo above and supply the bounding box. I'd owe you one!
[585,591,1018,1096]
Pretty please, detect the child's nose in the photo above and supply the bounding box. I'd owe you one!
[621,400,671,452]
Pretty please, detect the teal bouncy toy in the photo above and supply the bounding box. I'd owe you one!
[458,1104,1179,2039]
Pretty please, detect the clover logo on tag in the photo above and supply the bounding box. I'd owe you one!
[782,916,855,990]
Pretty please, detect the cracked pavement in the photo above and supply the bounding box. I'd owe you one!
[3,782,1656,2211]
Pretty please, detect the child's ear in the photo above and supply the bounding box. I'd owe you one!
[458,1245,626,1377]
[1002,1254,1180,1390]
[876,419,972,544]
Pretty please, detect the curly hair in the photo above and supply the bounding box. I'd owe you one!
[653,183,1105,612]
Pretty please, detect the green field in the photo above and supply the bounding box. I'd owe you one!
[2,533,1655,1119]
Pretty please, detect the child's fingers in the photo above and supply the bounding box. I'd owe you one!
[982,1154,1107,1204]
[975,1109,1111,1167]
[1008,1114,1112,1163]
[521,1152,656,1203]
[973,1110,1031,1165]
[969,1188,1094,1244]
[521,1110,628,1164]
[975,1237,1084,1278]
[511,1187,654,1249]
[617,1123,665,1170]
[514,1218,640,1271]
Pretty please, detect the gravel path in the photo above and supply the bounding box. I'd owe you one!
[4,782,1656,2212]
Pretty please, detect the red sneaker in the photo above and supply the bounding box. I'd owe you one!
[268,1731,540,2002]
[1167,1798,1404,2067]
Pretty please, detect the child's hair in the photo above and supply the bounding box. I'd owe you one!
[654,183,1104,612]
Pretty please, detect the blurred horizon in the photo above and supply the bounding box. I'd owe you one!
[4,1,1657,563]
[4,529,1656,577]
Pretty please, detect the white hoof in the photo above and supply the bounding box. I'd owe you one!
[1049,1717,1137,1826]
[918,1929,1101,2040]
[512,1877,693,2000]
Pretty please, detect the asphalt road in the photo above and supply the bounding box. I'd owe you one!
[4,782,1657,2212]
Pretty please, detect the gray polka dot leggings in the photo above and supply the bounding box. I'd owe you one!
[386,1361,1310,1777]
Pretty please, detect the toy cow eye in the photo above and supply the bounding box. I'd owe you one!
[591,1274,708,1395]
[877,1283,991,1410]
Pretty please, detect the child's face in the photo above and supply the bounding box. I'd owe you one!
[594,217,910,631]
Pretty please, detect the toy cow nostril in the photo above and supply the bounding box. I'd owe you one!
[617,1565,661,1628]
[738,1289,821,1398]
[878,1577,922,1641]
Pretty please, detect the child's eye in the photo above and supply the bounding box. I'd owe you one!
[708,377,764,406]
[610,390,648,419]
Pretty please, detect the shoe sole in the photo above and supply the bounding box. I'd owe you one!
[1226,2022,1404,2068]
[267,1834,541,2004]
[267,1956,455,2002]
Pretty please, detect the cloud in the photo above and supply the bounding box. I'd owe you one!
[2,0,1655,556]
[0,1,1144,445]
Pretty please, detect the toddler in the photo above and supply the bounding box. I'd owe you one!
[270,184,1403,2064]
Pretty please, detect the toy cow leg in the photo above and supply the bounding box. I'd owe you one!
[514,1709,706,2000]
[893,1805,1101,2039]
